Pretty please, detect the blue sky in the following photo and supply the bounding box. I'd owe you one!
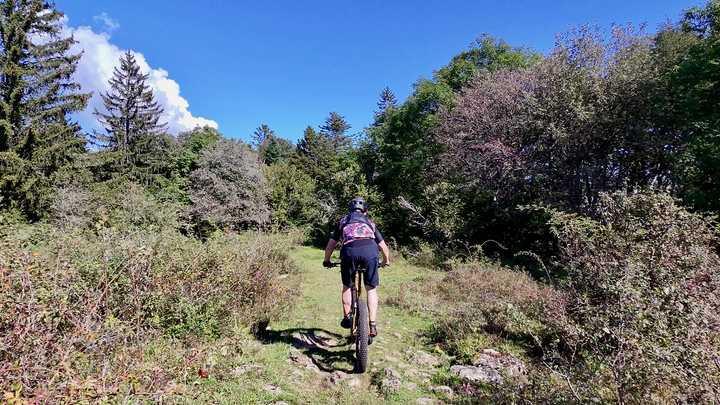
[56,0,697,143]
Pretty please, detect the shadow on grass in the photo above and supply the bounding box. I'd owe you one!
[256,327,359,373]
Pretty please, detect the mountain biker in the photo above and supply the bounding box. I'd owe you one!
[323,198,390,338]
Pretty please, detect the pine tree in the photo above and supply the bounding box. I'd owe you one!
[319,111,351,151]
[373,87,398,126]
[93,50,168,171]
[0,0,91,218]
[296,125,334,181]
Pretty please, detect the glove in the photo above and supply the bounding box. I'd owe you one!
[323,260,333,268]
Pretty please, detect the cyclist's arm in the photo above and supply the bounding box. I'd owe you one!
[378,240,390,266]
[324,238,338,262]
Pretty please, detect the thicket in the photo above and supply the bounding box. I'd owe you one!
[432,192,720,403]
[0,185,301,401]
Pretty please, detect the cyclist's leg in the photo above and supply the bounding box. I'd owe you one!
[363,247,380,324]
[366,286,378,322]
[342,285,352,317]
[340,245,355,326]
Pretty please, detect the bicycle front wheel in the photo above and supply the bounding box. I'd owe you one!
[355,298,369,373]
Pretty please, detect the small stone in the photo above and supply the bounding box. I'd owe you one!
[274,402,291,405]
[385,355,398,362]
[346,378,361,388]
[403,368,430,378]
[406,382,417,391]
[483,348,501,357]
[231,364,263,375]
[413,350,440,366]
[431,385,454,397]
[381,378,402,392]
[327,371,349,385]
[384,367,401,378]
[398,362,410,369]
[416,399,435,405]
[393,332,403,339]
[262,384,283,394]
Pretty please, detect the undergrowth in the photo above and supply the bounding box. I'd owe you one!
[0,185,303,403]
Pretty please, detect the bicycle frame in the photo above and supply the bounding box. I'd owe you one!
[352,270,364,334]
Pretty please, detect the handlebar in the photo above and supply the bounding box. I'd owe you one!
[323,262,389,268]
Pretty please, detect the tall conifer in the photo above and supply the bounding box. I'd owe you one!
[93,50,168,170]
[0,0,90,218]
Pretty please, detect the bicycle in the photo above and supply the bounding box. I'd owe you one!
[328,262,373,373]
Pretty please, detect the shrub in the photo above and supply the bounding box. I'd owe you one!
[547,190,720,403]
[432,191,720,403]
[432,260,566,363]
[0,198,301,401]
[189,140,270,231]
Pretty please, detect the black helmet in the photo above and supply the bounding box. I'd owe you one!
[348,197,367,213]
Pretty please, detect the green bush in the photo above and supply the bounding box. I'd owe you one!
[432,191,720,403]
[0,186,302,401]
[547,190,720,403]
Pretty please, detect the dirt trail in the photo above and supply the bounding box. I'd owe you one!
[234,245,450,404]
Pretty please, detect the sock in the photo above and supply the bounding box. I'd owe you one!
[369,321,376,326]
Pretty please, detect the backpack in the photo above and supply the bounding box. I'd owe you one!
[340,212,375,242]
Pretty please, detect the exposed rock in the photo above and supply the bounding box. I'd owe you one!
[262,384,282,394]
[384,367,401,378]
[346,378,361,388]
[451,364,502,384]
[403,369,431,379]
[231,364,263,375]
[483,348,501,357]
[412,350,440,366]
[274,402,291,405]
[431,385,454,397]
[290,352,320,372]
[398,362,411,369]
[385,355,398,362]
[393,332,403,339]
[381,378,402,392]
[406,382,417,391]
[450,350,527,385]
[327,371,348,385]
[416,398,435,404]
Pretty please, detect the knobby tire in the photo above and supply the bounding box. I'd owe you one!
[355,298,369,373]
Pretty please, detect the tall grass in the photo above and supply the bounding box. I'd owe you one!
[0,185,302,403]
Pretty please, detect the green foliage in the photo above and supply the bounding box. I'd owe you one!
[189,139,270,232]
[546,190,720,402]
[432,191,720,403]
[0,186,301,400]
[92,50,170,182]
[253,124,294,165]
[435,33,541,91]
[663,0,720,213]
[264,162,323,231]
[0,0,90,219]
[362,34,539,247]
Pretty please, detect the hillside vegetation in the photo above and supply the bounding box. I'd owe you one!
[2,0,720,403]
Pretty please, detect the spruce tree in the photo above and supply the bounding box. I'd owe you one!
[93,50,168,172]
[0,0,91,218]
[373,87,397,126]
[319,111,351,151]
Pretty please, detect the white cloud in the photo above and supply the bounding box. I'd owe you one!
[93,13,119,33]
[60,16,218,135]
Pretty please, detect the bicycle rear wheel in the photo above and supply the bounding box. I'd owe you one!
[355,298,369,373]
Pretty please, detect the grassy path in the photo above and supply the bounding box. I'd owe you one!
[191,246,449,404]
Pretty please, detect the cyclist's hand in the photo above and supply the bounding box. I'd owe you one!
[381,261,390,268]
[323,260,333,268]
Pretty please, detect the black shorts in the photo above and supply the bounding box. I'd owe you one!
[340,239,379,287]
